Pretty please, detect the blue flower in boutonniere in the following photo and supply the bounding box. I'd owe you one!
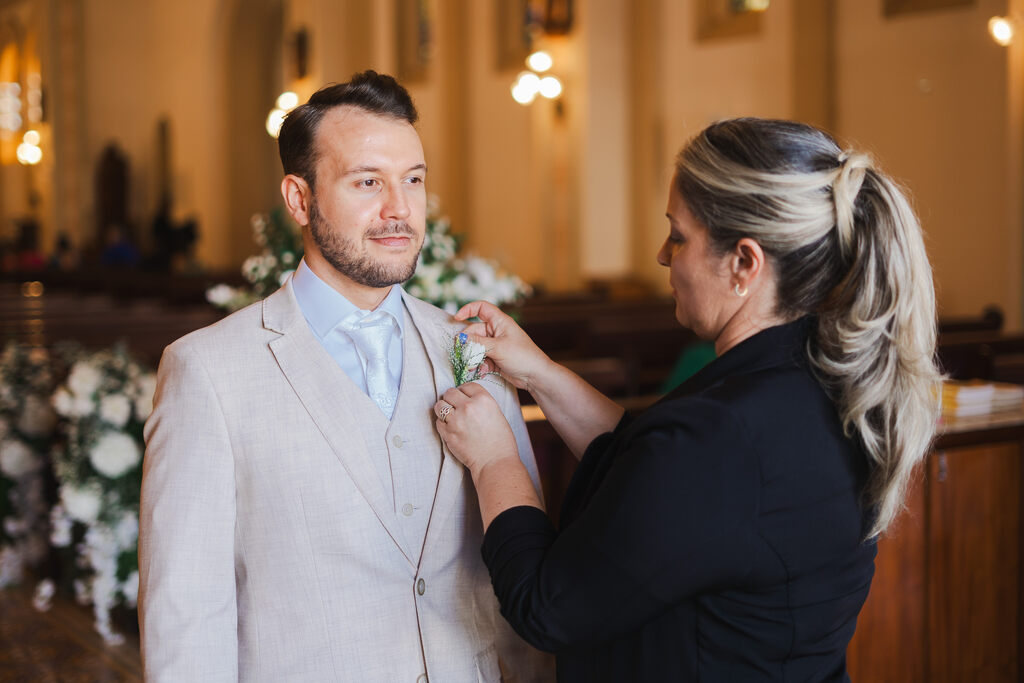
[449,332,489,386]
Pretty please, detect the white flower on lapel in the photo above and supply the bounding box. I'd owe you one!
[449,332,489,386]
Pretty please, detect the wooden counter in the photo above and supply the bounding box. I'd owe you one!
[849,409,1024,682]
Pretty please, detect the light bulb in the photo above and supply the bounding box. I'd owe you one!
[539,76,562,99]
[17,143,42,165]
[990,16,1014,46]
[266,108,286,138]
[511,82,537,105]
[23,130,40,146]
[276,91,299,110]
[527,51,553,72]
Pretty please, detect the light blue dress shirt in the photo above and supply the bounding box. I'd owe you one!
[291,259,405,399]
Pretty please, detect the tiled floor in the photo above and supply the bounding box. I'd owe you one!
[0,583,141,682]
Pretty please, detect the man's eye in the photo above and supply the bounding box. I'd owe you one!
[406,176,423,184]
[358,179,378,188]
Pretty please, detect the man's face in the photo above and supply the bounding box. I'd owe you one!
[305,106,427,290]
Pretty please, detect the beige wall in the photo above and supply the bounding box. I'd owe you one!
[835,0,1018,326]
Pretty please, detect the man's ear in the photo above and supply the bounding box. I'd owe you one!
[730,237,766,290]
[281,174,312,226]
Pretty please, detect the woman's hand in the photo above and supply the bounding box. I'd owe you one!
[455,301,551,392]
[434,382,518,476]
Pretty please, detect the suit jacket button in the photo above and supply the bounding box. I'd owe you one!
[416,675,428,683]
[416,578,425,595]
[392,435,404,448]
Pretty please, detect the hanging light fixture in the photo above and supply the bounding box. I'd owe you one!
[266,91,299,138]
[511,51,562,107]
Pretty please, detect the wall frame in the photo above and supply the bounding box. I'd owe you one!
[696,0,764,42]
[396,0,431,83]
[884,0,975,16]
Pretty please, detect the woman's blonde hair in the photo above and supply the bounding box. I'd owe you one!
[675,118,942,538]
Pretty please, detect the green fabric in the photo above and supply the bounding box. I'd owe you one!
[661,342,717,393]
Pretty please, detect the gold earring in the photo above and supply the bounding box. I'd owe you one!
[734,283,748,297]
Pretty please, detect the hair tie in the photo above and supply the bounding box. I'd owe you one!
[833,151,869,254]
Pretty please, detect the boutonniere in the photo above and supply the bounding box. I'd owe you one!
[449,332,489,386]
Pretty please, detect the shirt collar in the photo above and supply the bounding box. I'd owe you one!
[291,258,406,339]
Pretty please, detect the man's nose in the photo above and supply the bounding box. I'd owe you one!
[381,184,411,220]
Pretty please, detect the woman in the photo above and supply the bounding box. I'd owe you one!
[434,118,941,681]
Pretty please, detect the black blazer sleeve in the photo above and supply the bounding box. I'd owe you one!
[482,396,762,652]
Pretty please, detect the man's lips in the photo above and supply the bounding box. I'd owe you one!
[370,235,413,247]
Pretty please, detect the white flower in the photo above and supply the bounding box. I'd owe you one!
[32,578,55,611]
[67,361,103,397]
[205,284,238,306]
[99,394,132,428]
[121,570,139,607]
[278,269,295,285]
[464,340,487,368]
[0,439,39,479]
[52,387,74,417]
[73,578,91,604]
[60,484,102,524]
[88,431,141,478]
[134,374,157,420]
[55,386,95,418]
[114,513,138,549]
[50,505,72,547]
[17,394,56,437]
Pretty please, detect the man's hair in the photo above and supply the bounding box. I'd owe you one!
[278,70,418,189]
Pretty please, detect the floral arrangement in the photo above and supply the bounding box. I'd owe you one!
[449,332,489,386]
[0,342,56,588]
[404,196,533,314]
[44,346,156,644]
[206,207,302,312]
[207,196,532,314]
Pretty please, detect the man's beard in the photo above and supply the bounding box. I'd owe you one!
[308,199,421,288]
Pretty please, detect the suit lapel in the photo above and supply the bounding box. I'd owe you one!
[265,281,415,568]
[401,291,468,556]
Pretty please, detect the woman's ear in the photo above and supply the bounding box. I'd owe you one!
[281,175,312,226]
[731,237,766,291]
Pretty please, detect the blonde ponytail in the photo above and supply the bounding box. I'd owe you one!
[676,119,942,538]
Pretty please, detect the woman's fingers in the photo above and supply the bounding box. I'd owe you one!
[455,300,503,322]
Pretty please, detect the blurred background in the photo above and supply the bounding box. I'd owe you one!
[2,2,1024,680]
[0,0,1019,322]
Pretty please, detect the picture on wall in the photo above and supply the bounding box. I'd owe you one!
[884,0,974,16]
[696,0,765,42]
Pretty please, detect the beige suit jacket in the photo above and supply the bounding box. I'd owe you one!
[139,280,553,682]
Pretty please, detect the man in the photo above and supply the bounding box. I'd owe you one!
[139,71,552,682]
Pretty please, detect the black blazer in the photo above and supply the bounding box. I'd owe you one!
[482,319,876,682]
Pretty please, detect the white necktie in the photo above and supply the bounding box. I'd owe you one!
[340,309,399,418]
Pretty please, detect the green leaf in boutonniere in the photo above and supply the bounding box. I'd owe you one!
[449,332,489,386]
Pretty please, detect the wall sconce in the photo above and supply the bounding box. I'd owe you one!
[511,50,562,106]
[266,91,299,139]
[989,16,1015,46]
